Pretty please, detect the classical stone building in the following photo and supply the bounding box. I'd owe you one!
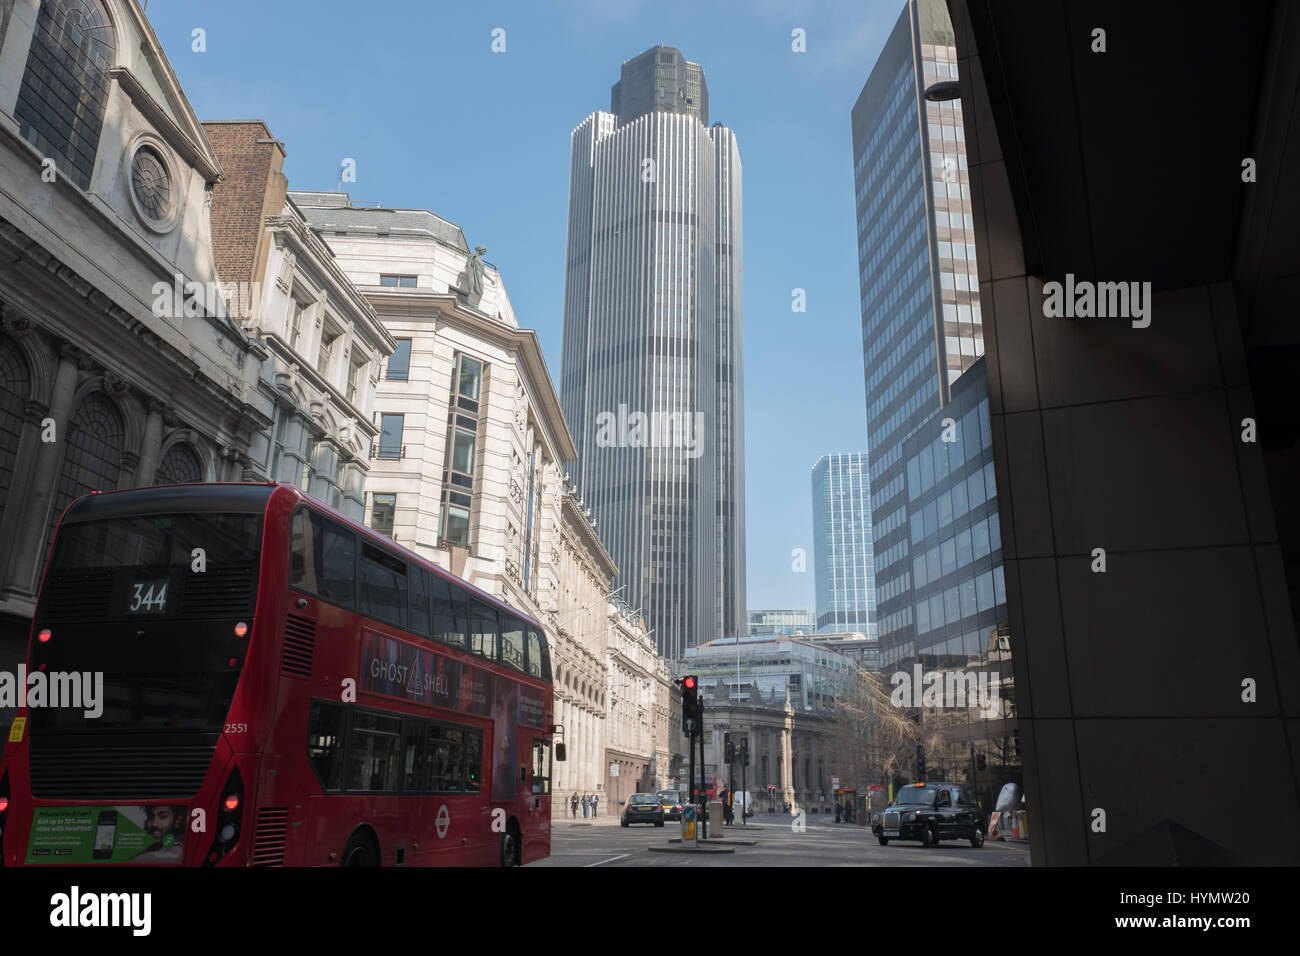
[286,191,666,817]
[204,122,395,518]
[680,636,864,811]
[0,0,268,668]
[604,591,673,807]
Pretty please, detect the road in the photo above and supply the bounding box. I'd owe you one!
[530,812,1031,867]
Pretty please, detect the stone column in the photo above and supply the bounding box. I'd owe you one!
[11,345,82,591]
[134,400,165,486]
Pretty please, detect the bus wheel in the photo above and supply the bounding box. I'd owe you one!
[342,831,378,867]
[500,824,521,867]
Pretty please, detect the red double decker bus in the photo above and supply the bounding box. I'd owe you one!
[0,482,558,866]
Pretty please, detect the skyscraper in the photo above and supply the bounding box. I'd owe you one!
[561,46,745,660]
[811,454,876,636]
[852,0,987,664]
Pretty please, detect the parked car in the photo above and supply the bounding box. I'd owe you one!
[622,793,666,827]
[872,782,984,848]
[657,790,683,821]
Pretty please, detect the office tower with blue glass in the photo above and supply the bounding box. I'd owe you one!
[811,453,876,636]
[560,46,746,660]
[852,0,1001,668]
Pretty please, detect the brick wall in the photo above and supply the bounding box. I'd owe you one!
[203,120,287,288]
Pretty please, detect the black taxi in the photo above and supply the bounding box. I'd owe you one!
[872,782,985,847]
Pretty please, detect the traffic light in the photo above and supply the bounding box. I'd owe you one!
[680,675,701,737]
[977,752,986,771]
[743,742,750,767]
[916,743,927,780]
[724,733,735,763]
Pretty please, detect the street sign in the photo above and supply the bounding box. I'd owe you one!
[831,776,839,788]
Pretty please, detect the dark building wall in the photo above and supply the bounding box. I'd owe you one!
[950,0,1300,865]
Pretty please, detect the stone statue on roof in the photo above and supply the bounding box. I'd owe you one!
[466,245,487,297]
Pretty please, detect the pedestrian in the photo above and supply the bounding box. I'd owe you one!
[570,793,578,818]
[591,793,598,818]
[582,794,590,818]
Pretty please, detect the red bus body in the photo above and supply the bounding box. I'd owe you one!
[0,482,555,867]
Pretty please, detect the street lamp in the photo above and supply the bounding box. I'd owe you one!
[923,79,961,102]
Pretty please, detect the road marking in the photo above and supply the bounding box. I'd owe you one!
[585,853,630,867]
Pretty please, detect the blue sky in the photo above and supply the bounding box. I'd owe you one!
[146,0,904,620]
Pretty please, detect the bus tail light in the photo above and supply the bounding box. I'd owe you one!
[37,628,51,643]
[0,772,9,852]
[204,766,245,867]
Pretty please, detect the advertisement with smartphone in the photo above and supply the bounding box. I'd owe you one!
[25,805,188,864]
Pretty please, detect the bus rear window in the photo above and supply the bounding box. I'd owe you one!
[52,512,262,572]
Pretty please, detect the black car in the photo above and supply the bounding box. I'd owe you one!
[872,782,984,847]
[656,790,683,821]
[621,793,666,827]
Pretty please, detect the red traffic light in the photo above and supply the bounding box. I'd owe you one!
[683,675,697,690]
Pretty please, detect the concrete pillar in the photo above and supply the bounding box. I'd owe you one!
[134,400,165,487]
[12,345,81,591]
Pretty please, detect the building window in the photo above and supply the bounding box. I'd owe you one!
[441,505,470,548]
[127,143,176,230]
[289,298,307,350]
[440,353,484,548]
[387,339,412,381]
[155,442,202,484]
[48,392,124,547]
[379,275,417,288]
[376,414,404,459]
[370,493,396,537]
[0,333,32,517]
[301,437,320,491]
[15,0,116,191]
[269,406,290,479]
[347,354,368,405]
[457,355,482,402]
[317,321,341,379]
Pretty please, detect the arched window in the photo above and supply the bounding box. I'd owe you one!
[155,441,202,484]
[15,0,116,190]
[48,392,124,543]
[0,333,32,516]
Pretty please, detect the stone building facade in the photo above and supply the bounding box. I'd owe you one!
[0,0,268,666]
[204,122,394,518]
[286,191,666,818]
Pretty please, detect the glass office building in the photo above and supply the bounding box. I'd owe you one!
[561,46,746,660]
[747,609,813,636]
[881,359,1004,667]
[811,453,876,636]
[852,0,987,666]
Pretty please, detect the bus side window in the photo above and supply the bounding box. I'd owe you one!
[409,563,431,637]
[292,509,356,608]
[531,739,551,795]
[307,701,344,791]
[463,728,482,792]
[432,577,467,649]
[289,509,319,594]
[319,519,356,607]
[525,629,543,679]
[470,603,498,660]
[501,616,525,672]
[360,542,407,627]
